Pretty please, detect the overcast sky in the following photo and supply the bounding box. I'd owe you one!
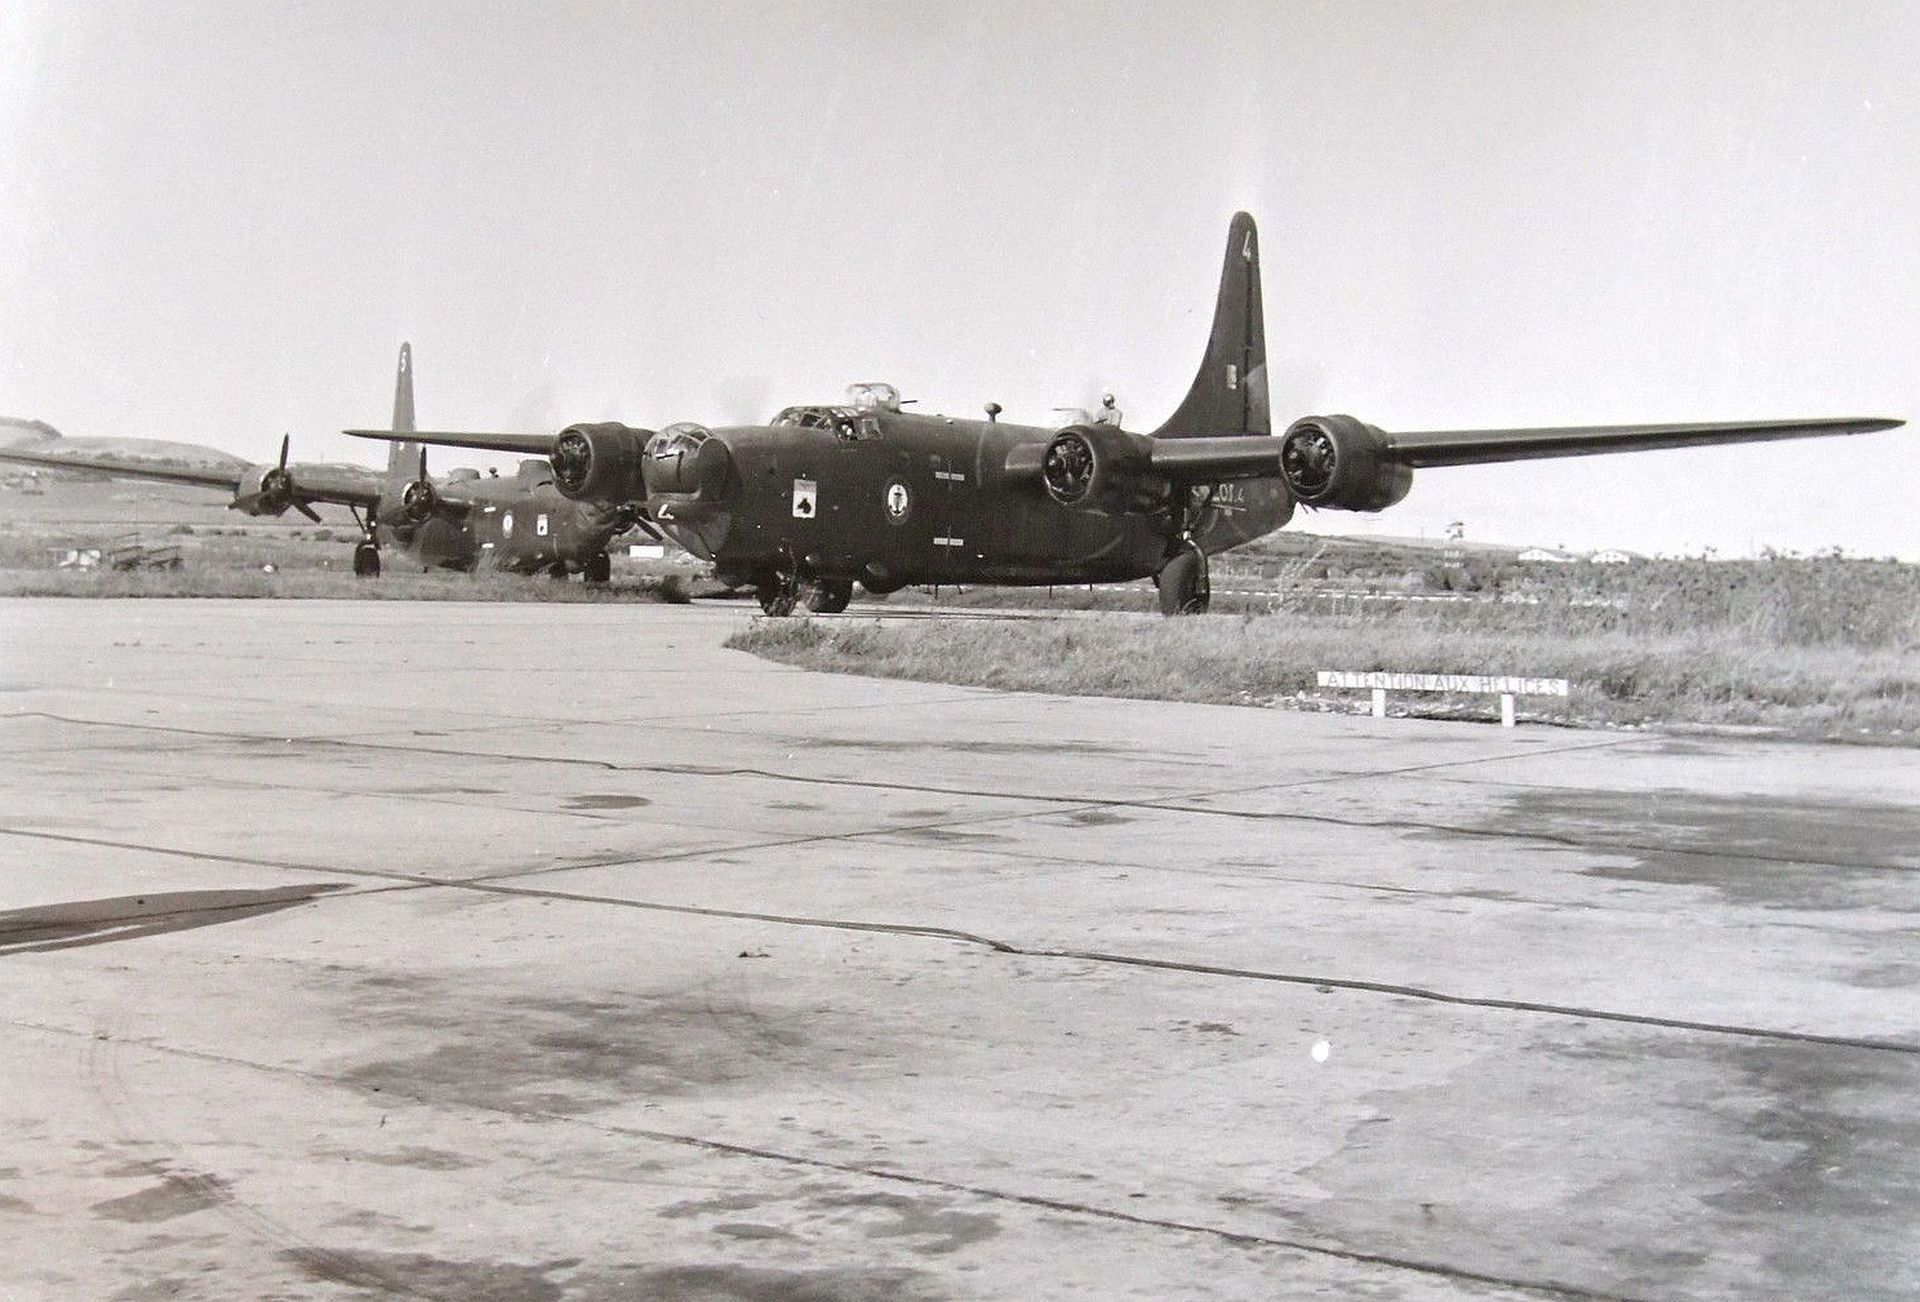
[2,1,1914,556]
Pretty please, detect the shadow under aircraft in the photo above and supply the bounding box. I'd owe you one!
[0,345,652,580]
[333,212,1885,613]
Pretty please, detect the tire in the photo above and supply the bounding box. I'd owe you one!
[352,542,381,578]
[584,552,611,584]
[1156,546,1209,615]
[757,580,797,616]
[805,578,853,614]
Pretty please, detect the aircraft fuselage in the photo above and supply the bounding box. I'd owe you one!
[670,410,1294,592]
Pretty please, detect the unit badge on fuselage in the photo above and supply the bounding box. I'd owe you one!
[792,478,816,518]
[884,480,911,523]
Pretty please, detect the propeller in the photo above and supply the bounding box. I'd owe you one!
[399,446,437,523]
[253,434,322,520]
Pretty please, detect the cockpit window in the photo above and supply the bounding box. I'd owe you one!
[773,406,878,440]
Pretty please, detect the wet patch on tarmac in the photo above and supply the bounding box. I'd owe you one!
[1844,962,1920,989]
[563,794,653,810]
[769,801,825,812]
[888,808,954,820]
[392,785,504,796]
[1484,788,1920,910]
[1061,808,1133,826]
[314,1144,481,1171]
[0,1193,36,1215]
[90,1171,231,1224]
[341,983,832,1114]
[796,736,1125,757]
[660,1186,998,1259]
[282,1248,579,1302]
[576,1263,944,1301]
[0,884,350,956]
[813,1192,1000,1255]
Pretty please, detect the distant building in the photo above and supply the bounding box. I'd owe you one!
[1589,549,1636,564]
[1517,548,1575,564]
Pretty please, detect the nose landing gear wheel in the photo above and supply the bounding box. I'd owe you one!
[352,541,381,578]
[804,578,854,614]
[584,551,611,584]
[1155,544,1209,615]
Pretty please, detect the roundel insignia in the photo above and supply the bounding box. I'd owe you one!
[883,479,912,523]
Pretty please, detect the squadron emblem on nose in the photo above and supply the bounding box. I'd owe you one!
[884,480,911,523]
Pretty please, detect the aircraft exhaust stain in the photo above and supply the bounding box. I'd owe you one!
[0,884,348,956]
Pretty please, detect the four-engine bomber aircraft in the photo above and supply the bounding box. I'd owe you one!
[348,212,1883,614]
[0,345,647,580]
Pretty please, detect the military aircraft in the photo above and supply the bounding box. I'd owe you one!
[348,214,1901,614]
[0,345,648,580]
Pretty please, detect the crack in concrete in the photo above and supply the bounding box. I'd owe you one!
[3,824,1910,1056]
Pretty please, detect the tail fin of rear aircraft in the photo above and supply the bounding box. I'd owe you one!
[385,342,421,485]
[1153,212,1269,439]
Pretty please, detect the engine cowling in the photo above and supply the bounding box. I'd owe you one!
[641,422,734,500]
[399,476,439,523]
[1040,424,1157,511]
[231,463,295,517]
[1279,415,1413,512]
[549,422,650,502]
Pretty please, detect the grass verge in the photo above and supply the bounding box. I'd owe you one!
[726,614,1920,743]
[0,567,694,603]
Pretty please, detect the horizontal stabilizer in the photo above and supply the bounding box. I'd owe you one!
[1384,417,1902,468]
[346,429,557,456]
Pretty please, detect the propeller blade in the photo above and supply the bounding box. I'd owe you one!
[418,445,428,481]
[294,502,322,523]
[278,433,290,470]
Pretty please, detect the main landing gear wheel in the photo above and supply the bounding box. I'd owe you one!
[547,563,569,580]
[805,578,854,614]
[1155,545,1210,615]
[584,551,611,584]
[352,541,381,578]
[757,572,799,616]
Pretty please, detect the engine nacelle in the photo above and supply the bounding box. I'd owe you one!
[1040,424,1158,512]
[399,477,439,523]
[1279,415,1413,512]
[642,422,734,500]
[549,422,650,502]
[230,463,295,517]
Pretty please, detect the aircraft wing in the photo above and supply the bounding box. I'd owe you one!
[270,464,385,509]
[0,446,247,490]
[345,429,557,455]
[0,446,385,510]
[1377,417,1903,468]
[1147,436,1284,480]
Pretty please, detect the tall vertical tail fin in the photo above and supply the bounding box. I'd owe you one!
[1152,213,1268,439]
[385,342,421,485]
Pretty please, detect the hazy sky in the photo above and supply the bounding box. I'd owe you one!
[2,1,1914,556]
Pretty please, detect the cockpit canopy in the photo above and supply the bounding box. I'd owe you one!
[770,405,881,442]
